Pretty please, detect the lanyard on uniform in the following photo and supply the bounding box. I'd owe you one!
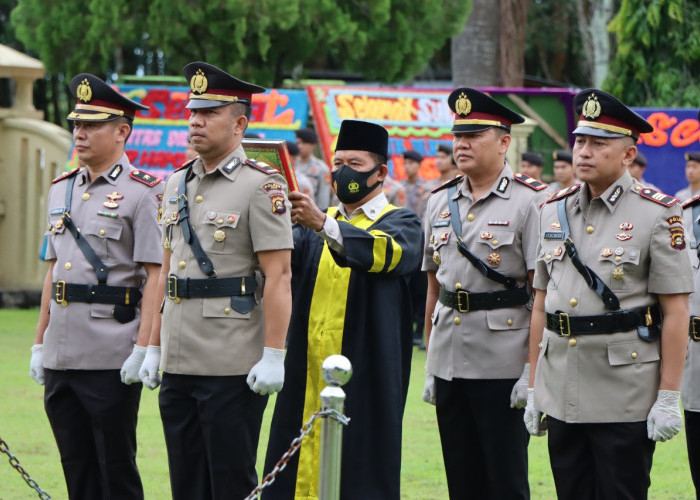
[556,197,620,310]
[692,204,700,257]
[446,184,518,289]
[177,167,216,277]
[61,174,109,284]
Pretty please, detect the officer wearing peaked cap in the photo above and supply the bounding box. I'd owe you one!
[30,73,163,499]
[675,151,700,202]
[140,61,293,499]
[547,149,577,194]
[525,88,693,499]
[422,88,547,498]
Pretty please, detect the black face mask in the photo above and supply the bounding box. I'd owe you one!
[331,163,382,204]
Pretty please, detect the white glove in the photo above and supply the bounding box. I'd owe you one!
[120,346,146,385]
[647,390,682,442]
[30,344,45,385]
[247,347,285,395]
[139,346,162,390]
[423,373,436,406]
[524,388,547,436]
[510,363,530,409]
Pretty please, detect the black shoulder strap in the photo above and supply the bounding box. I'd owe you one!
[556,197,619,310]
[61,175,109,283]
[446,184,518,289]
[177,167,216,277]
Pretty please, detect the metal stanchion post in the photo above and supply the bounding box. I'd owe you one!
[318,355,353,500]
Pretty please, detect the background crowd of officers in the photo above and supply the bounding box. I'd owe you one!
[25,59,700,500]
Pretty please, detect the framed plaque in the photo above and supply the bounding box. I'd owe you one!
[242,138,299,191]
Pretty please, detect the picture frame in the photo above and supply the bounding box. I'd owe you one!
[242,138,299,191]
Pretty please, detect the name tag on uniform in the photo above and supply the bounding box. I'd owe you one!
[50,207,66,215]
[433,220,450,227]
[544,231,564,240]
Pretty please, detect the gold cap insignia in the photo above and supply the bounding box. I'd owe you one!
[582,93,601,120]
[348,180,360,193]
[455,92,472,116]
[76,78,92,103]
[190,69,208,95]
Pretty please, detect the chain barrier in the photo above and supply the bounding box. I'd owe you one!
[0,435,52,500]
[243,409,350,500]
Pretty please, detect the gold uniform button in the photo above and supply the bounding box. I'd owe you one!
[178,261,186,269]
[224,307,231,314]
[546,254,552,261]
[453,316,462,325]
[99,229,105,236]
[64,262,72,270]
[586,225,594,234]
[570,298,578,307]
[491,240,498,246]
[631,352,638,360]
[467,213,475,222]
[217,218,224,224]
[82,193,90,201]
[173,297,182,304]
[569,338,577,347]
[615,256,622,263]
[455,282,462,289]
[195,195,204,203]
[506,318,513,326]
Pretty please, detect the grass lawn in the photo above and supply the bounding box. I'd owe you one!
[0,308,695,499]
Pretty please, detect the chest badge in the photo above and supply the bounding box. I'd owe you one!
[612,268,624,280]
[601,248,613,258]
[213,229,226,242]
[553,246,563,257]
[615,233,633,241]
[480,231,493,240]
[433,250,441,266]
[103,191,124,209]
[439,210,450,218]
[619,222,633,231]
[550,221,561,230]
[487,252,501,267]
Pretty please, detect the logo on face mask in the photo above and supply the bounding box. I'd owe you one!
[348,180,360,193]
[331,163,382,204]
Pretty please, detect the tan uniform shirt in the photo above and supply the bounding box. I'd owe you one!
[682,201,700,411]
[160,146,293,376]
[422,163,546,380]
[296,154,331,208]
[42,155,163,370]
[534,171,694,422]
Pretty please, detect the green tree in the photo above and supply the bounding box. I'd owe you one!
[606,0,700,106]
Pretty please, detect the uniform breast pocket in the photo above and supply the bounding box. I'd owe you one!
[475,229,515,264]
[82,219,123,261]
[200,211,241,255]
[537,244,566,289]
[598,246,640,291]
[48,214,67,251]
[429,229,451,268]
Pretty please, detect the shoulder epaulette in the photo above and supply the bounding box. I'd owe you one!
[514,172,548,191]
[51,167,80,184]
[431,175,464,194]
[545,184,581,204]
[130,170,162,187]
[174,158,197,172]
[245,158,277,175]
[635,186,678,207]
[682,193,700,209]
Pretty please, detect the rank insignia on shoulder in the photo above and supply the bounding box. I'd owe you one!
[222,157,241,173]
[514,173,547,191]
[496,177,510,193]
[52,167,80,184]
[130,170,162,187]
[108,164,123,180]
[546,184,581,204]
[431,175,464,194]
[246,158,277,175]
[636,187,678,207]
[682,193,700,209]
[175,158,197,172]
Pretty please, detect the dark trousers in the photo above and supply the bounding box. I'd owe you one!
[685,410,700,499]
[547,417,655,500]
[44,368,143,500]
[435,377,529,500]
[159,373,268,500]
[409,268,427,342]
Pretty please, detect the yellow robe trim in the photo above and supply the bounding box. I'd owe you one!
[294,203,398,499]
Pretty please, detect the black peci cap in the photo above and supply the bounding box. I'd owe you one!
[522,152,543,166]
[335,120,388,157]
[686,152,700,162]
[295,128,318,143]
[573,88,653,140]
[67,74,148,122]
[552,150,573,164]
[183,61,265,109]
[632,152,647,166]
[285,140,300,156]
[402,150,423,162]
[447,88,525,134]
[437,144,453,155]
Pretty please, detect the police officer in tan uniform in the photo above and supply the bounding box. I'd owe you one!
[525,89,693,499]
[138,62,293,499]
[29,74,162,499]
[295,128,332,208]
[422,87,548,499]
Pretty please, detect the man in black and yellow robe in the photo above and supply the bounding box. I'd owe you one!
[263,120,422,499]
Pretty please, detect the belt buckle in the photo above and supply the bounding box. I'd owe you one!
[166,275,178,300]
[55,280,68,307]
[692,317,700,341]
[558,312,571,337]
[457,290,470,313]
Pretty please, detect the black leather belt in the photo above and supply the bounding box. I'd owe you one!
[166,274,257,299]
[546,305,661,337]
[690,316,700,341]
[438,286,529,313]
[52,281,142,306]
